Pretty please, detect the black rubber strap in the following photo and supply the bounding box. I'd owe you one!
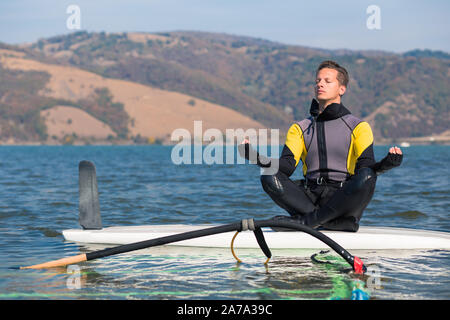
[253,227,272,259]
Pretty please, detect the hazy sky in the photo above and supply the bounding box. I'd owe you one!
[0,0,449,53]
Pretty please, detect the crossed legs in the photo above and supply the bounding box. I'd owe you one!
[261,168,377,232]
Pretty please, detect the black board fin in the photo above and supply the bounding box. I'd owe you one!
[78,160,102,230]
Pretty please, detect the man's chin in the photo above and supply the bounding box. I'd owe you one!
[316,96,338,103]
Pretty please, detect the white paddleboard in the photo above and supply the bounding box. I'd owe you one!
[63,224,450,250]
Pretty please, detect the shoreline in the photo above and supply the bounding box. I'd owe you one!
[1,133,450,147]
[0,141,449,147]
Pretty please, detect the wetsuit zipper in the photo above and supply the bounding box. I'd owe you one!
[316,121,328,179]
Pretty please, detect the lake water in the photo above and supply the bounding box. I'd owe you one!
[0,145,449,300]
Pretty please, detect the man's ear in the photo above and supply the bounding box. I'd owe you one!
[339,85,346,96]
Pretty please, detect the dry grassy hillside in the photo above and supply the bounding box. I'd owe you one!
[0,49,265,144]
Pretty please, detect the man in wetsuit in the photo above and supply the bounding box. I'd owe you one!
[240,60,403,232]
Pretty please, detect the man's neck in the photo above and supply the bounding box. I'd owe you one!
[318,98,341,114]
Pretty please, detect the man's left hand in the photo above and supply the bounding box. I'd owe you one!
[371,146,403,175]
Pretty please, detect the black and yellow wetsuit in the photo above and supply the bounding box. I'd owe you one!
[260,100,378,232]
[281,101,376,180]
[240,99,402,231]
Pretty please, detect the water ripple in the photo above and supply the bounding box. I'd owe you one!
[0,145,449,299]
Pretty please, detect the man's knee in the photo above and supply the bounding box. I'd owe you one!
[260,173,285,197]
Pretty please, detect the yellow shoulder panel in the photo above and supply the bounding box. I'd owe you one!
[347,121,374,174]
[353,122,374,158]
[284,123,305,167]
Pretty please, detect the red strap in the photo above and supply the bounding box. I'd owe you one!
[353,256,364,274]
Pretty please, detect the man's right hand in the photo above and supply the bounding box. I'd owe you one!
[238,139,271,167]
[238,139,252,160]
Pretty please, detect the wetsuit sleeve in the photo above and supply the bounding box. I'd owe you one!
[352,122,376,172]
[280,124,305,176]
